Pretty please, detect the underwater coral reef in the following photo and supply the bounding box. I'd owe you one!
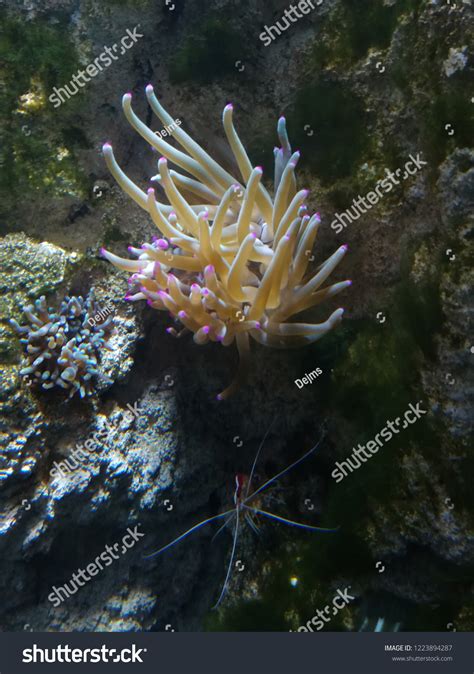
[0,0,472,655]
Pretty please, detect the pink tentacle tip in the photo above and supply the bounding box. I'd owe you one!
[225,103,233,111]
[202,326,210,335]
[102,142,112,152]
[99,247,106,257]
[347,280,353,286]
[201,288,210,296]
[205,265,215,274]
[338,308,345,315]
[178,310,187,320]
[159,157,168,165]
[147,187,155,195]
[158,291,168,298]
[146,84,154,93]
[342,244,349,251]
[216,393,224,401]
[166,327,174,334]
[157,239,169,250]
[255,322,262,330]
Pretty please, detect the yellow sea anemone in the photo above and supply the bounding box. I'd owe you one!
[101,85,350,399]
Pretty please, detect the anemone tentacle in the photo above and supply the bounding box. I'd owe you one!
[10,291,115,398]
[102,88,350,398]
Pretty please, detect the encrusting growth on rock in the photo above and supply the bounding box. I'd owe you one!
[101,86,350,399]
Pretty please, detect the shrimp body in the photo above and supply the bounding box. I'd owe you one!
[145,431,338,610]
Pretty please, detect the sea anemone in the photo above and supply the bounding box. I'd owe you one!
[101,86,350,399]
[10,291,114,398]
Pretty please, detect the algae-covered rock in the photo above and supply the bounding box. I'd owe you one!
[0,233,73,361]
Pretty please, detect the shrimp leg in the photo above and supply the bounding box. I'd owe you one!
[212,511,240,609]
[245,511,260,536]
[243,504,338,533]
[211,513,236,543]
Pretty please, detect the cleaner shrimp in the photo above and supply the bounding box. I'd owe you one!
[145,426,338,609]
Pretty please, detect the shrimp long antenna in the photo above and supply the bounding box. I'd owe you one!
[212,512,240,609]
[243,504,339,533]
[244,438,323,504]
[245,418,276,498]
[144,508,236,559]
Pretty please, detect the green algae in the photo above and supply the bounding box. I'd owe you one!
[286,80,370,185]
[312,0,423,71]
[388,17,473,173]
[0,12,89,211]
[340,0,423,61]
[170,19,242,84]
